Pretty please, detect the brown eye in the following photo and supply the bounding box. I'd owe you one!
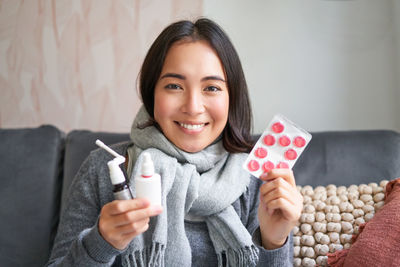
[165,84,182,90]
[204,86,221,92]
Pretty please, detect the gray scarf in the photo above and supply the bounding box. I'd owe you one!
[125,106,258,267]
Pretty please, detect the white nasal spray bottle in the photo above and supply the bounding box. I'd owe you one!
[95,139,133,200]
[135,152,161,206]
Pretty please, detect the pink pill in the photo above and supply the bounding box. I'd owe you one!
[294,136,306,148]
[284,149,297,160]
[271,122,284,133]
[263,134,275,146]
[279,135,291,147]
[262,161,275,173]
[247,160,260,172]
[254,147,267,158]
[277,161,289,169]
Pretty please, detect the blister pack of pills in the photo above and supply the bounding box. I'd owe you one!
[243,114,312,178]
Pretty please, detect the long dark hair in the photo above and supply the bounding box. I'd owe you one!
[139,18,254,153]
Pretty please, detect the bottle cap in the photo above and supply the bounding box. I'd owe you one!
[107,159,125,184]
[141,152,154,178]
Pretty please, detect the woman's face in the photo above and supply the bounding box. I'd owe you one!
[154,40,229,153]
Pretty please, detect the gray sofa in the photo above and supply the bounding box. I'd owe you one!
[1,125,400,266]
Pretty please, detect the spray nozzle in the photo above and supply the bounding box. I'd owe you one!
[141,152,154,178]
[95,139,125,163]
[96,139,126,185]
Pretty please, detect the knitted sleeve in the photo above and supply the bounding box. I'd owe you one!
[46,152,123,266]
[246,176,294,267]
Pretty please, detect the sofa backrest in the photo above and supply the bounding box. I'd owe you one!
[0,125,64,267]
[293,130,400,186]
[63,129,400,193]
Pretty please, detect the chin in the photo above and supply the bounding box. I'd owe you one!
[178,143,205,153]
[181,147,203,153]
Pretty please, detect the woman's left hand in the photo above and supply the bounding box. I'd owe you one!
[258,169,303,250]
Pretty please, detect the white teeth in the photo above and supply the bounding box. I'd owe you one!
[179,123,205,130]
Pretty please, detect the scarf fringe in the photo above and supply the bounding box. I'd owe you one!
[219,245,259,267]
[123,243,258,267]
[122,242,165,267]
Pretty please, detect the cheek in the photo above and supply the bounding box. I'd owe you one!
[210,95,229,124]
[153,90,171,122]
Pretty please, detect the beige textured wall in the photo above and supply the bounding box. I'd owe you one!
[0,0,203,132]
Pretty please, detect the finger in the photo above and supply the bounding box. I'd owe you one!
[259,177,294,197]
[106,220,151,248]
[260,169,296,187]
[266,197,301,221]
[120,222,150,242]
[117,217,150,235]
[260,185,296,207]
[119,223,149,247]
[107,198,151,215]
[113,205,163,226]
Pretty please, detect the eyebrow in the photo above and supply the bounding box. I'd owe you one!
[201,75,226,83]
[160,73,186,80]
[160,73,226,82]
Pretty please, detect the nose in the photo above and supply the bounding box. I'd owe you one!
[180,89,205,115]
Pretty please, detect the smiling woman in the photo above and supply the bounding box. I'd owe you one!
[47,18,301,267]
[140,19,255,153]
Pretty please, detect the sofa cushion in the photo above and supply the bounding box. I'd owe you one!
[293,130,400,186]
[0,125,64,267]
[61,130,129,210]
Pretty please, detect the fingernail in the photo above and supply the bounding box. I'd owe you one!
[140,198,150,207]
[152,205,163,213]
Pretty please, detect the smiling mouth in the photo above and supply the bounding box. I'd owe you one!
[176,122,208,130]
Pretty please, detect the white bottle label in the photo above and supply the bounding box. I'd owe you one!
[135,173,161,206]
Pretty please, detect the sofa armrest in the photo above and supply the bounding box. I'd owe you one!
[0,125,64,267]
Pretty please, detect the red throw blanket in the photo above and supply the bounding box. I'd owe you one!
[328,178,400,267]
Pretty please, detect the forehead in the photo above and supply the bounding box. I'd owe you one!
[161,40,226,78]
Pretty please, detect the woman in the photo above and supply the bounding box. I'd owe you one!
[47,18,302,267]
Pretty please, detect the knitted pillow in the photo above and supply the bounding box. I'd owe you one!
[327,178,400,267]
[293,180,390,267]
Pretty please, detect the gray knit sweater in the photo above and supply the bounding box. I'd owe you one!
[47,142,293,266]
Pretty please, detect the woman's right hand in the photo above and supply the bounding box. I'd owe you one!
[98,198,163,250]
